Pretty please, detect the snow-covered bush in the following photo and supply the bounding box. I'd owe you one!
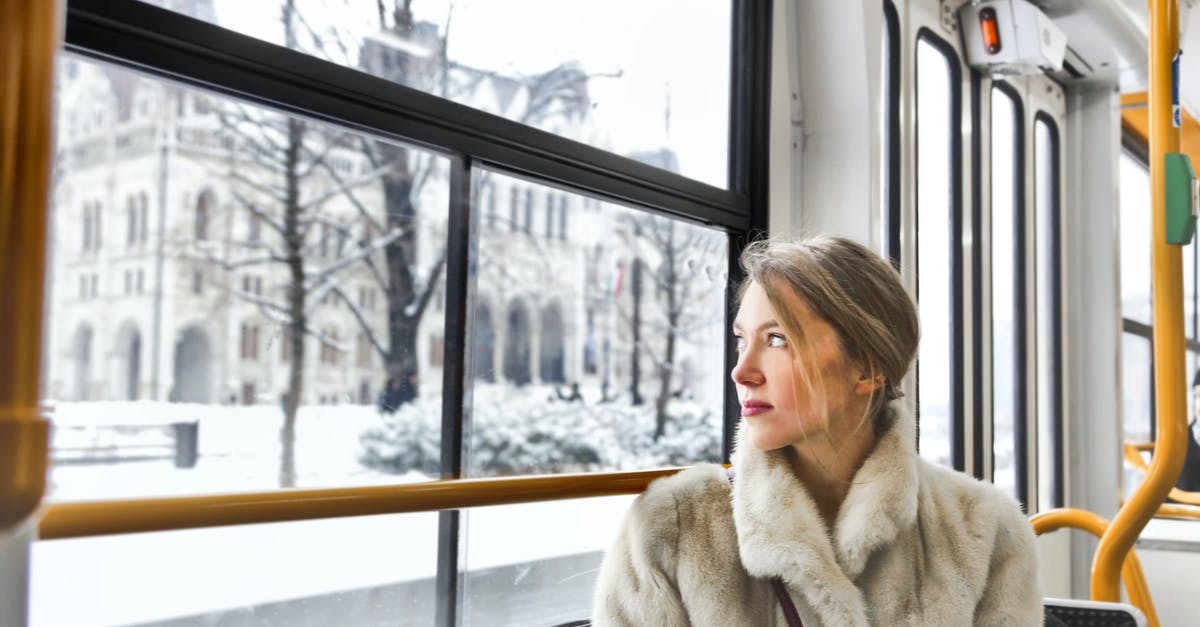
[358,389,722,477]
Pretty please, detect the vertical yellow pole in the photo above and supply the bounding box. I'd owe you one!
[1091,0,1187,602]
[0,0,57,529]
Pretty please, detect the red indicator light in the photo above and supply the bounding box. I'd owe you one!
[979,7,1002,54]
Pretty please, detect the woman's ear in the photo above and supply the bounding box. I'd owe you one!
[854,370,886,396]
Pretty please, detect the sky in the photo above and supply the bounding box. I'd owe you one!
[210,0,732,187]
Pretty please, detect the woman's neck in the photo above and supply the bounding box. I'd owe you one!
[788,410,878,529]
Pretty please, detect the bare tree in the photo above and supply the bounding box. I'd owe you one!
[619,213,725,440]
[335,2,607,399]
[200,0,400,486]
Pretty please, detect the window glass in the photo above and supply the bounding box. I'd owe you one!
[31,514,438,626]
[462,170,727,476]
[461,495,634,625]
[45,55,449,499]
[915,38,957,467]
[1187,232,1197,339]
[139,0,731,188]
[990,86,1018,497]
[1121,332,1153,501]
[880,4,893,257]
[1034,116,1059,512]
[1119,153,1152,324]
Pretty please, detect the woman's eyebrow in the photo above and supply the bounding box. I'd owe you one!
[732,320,780,333]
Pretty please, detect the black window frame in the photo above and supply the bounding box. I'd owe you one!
[913,28,966,473]
[60,0,772,624]
[989,80,1028,505]
[1032,110,1064,510]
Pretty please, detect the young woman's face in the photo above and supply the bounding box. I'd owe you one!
[731,280,863,451]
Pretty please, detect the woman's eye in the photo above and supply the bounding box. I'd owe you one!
[734,335,745,351]
[768,334,788,348]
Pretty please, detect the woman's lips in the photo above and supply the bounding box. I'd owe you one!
[741,401,773,417]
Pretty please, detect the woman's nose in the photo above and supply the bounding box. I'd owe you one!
[730,349,762,387]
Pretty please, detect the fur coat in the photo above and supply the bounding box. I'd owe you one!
[592,403,1041,626]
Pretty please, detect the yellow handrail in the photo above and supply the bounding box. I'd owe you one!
[1124,442,1200,505]
[1031,508,1159,627]
[1091,0,1190,604]
[38,468,685,540]
[0,0,57,530]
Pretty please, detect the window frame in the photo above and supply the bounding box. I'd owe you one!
[1032,110,1064,510]
[913,28,966,472]
[57,1,773,624]
[988,81,1027,498]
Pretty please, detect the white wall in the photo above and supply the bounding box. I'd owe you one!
[770,0,883,248]
[1062,84,1124,598]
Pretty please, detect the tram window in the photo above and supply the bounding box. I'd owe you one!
[1033,115,1061,511]
[990,85,1020,498]
[461,495,633,625]
[466,170,727,476]
[1121,332,1154,500]
[139,0,731,188]
[1187,231,1197,338]
[45,55,451,499]
[915,36,960,468]
[30,513,439,626]
[1118,150,1153,502]
[1119,153,1152,324]
[881,0,899,263]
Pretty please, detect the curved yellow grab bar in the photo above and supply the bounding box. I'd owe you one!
[1031,508,1159,627]
[39,468,685,540]
[0,0,57,530]
[1093,0,1190,605]
[1155,503,1200,520]
[1124,442,1200,505]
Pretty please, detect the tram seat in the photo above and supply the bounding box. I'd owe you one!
[1044,597,1148,627]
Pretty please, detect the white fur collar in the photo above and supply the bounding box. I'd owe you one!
[729,402,919,625]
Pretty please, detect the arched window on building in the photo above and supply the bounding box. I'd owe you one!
[540,302,565,383]
[82,202,93,252]
[127,196,138,248]
[94,201,103,250]
[503,300,531,385]
[139,192,149,243]
[240,321,260,361]
[172,326,211,403]
[118,323,142,400]
[473,303,495,382]
[73,324,93,401]
[195,189,212,240]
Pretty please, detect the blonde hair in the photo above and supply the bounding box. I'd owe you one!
[738,235,920,435]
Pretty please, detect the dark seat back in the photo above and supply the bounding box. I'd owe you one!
[1043,598,1147,627]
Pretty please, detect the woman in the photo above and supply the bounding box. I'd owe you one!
[592,236,1041,626]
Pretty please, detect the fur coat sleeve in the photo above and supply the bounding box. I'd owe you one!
[592,465,773,627]
[590,477,691,626]
[971,487,1043,624]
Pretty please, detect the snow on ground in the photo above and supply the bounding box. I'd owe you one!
[32,400,636,626]
[45,402,401,501]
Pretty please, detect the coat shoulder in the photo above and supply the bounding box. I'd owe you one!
[914,459,1036,556]
[638,464,731,515]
